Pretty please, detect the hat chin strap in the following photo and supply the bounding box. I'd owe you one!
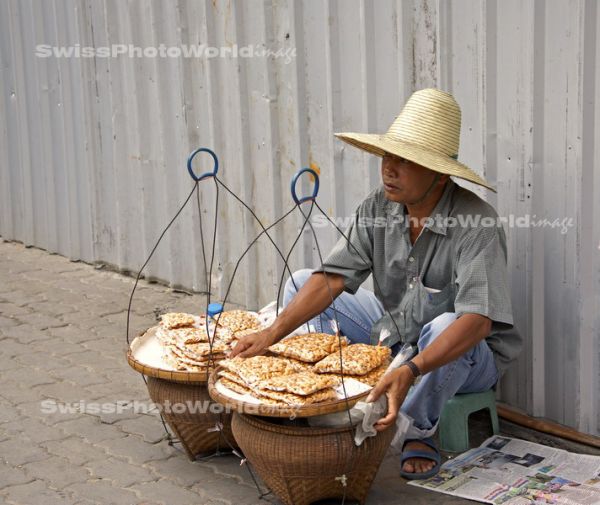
[406,173,442,206]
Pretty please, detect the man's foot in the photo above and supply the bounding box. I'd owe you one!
[401,440,437,474]
[399,437,441,480]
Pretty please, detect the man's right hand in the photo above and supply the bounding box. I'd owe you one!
[229,328,279,358]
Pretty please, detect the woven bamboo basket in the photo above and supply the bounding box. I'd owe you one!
[146,377,237,460]
[232,412,395,505]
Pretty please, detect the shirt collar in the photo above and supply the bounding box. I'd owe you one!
[384,178,456,236]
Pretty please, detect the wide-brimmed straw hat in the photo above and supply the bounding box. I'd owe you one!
[335,88,494,191]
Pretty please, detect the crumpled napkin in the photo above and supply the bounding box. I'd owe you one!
[353,342,417,446]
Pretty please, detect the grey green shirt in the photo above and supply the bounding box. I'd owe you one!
[316,179,522,375]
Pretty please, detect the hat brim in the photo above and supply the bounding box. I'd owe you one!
[334,132,495,192]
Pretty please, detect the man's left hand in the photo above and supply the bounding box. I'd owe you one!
[366,365,415,431]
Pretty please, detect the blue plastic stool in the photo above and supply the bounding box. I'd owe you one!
[438,390,499,453]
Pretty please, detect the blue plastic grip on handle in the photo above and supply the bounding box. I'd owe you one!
[187,147,219,181]
[290,168,320,205]
[207,302,223,317]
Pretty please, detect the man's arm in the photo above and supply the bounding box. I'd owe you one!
[367,313,491,431]
[230,272,345,358]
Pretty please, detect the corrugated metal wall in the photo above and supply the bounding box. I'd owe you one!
[1,0,598,436]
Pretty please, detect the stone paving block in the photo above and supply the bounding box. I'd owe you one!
[89,400,148,425]
[58,415,128,444]
[197,456,259,488]
[16,399,86,426]
[104,310,149,328]
[84,456,159,488]
[98,434,177,465]
[0,365,56,389]
[2,289,48,307]
[32,338,89,357]
[0,479,79,505]
[49,365,109,388]
[16,351,73,371]
[129,479,205,505]
[53,279,100,294]
[63,350,122,371]
[36,381,90,404]
[190,472,266,505]
[32,300,79,316]
[53,267,97,278]
[0,302,35,317]
[89,322,128,339]
[5,262,44,274]
[65,480,140,505]
[22,268,84,285]
[48,289,94,306]
[0,463,33,490]
[55,314,105,331]
[0,338,33,358]
[14,312,65,330]
[80,274,132,292]
[0,315,22,328]
[103,368,148,389]
[1,385,46,406]
[1,417,69,444]
[115,415,169,444]
[0,398,21,423]
[41,436,109,466]
[47,324,97,344]
[4,324,53,344]
[0,436,52,466]
[22,456,92,489]
[81,337,128,357]
[146,456,218,488]
[84,380,147,403]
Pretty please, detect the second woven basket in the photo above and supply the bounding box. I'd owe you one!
[232,412,395,505]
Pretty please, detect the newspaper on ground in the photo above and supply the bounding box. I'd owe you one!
[409,435,600,504]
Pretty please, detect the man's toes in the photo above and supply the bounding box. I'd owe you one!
[402,461,415,473]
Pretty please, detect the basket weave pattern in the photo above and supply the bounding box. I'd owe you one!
[232,412,395,505]
[146,377,237,460]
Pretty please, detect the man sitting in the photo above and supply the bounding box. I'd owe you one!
[231,88,522,480]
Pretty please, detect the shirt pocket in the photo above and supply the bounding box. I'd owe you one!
[412,278,455,325]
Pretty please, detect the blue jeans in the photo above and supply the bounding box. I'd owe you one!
[283,269,499,437]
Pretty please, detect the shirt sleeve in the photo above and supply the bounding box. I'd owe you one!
[313,201,374,294]
[453,225,514,325]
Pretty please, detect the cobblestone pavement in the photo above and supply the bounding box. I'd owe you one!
[0,239,549,504]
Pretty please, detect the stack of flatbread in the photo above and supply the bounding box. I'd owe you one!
[156,310,264,372]
[268,333,388,385]
[268,333,349,364]
[216,335,391,407]
[218,356,341,407]
[213,310,262,337]
[313,343,391,386]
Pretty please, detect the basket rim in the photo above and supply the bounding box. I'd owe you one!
[126,348,213,384]
[234,411,363,436]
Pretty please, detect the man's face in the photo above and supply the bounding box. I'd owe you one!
[380,154,443,204]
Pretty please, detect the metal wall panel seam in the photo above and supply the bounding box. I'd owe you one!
[7,0,33,246]
[0,0,15,239]
[53,0,81,260]
[577,0,598,435]
[25,1,50,251]
[530,0,547,418]
[231,0,259,308]
[63,1,94,263]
